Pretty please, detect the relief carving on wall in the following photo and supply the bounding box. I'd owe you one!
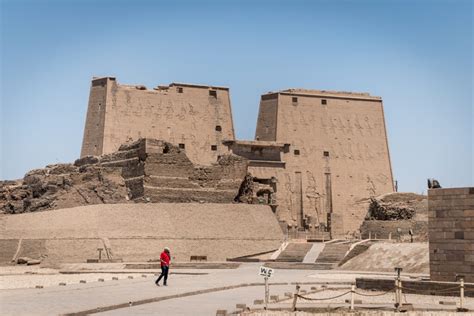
[366,176,377,196]
[305,171,323,227]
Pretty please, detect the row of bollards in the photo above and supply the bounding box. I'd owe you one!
[33,274,148,289]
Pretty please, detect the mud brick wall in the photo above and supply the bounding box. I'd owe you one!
[428,187,474,282]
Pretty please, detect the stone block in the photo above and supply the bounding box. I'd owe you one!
[215,310,227,316]
[270,295,279,301]
[253,299,263,305]
[235,303,246,309]
[400,303,414,312]
[59,282,66,286]
[439,301,457,305]
[80,280,86,283]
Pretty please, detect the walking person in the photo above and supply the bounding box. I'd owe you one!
[155,247,170,286]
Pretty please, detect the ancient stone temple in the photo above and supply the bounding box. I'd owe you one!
[81,77,234,166]
[81,78,394,238]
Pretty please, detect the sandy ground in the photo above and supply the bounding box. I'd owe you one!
[1,263,471,316]
[339,242,429,274]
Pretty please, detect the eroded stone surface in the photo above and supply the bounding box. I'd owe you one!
[0,139,249,214]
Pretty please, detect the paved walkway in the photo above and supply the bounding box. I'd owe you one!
[0,264,436,316]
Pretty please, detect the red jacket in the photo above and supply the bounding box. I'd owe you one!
[160,251,170,267]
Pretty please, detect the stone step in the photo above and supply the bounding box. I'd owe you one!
[315,242,350,264]
[275,243,313,262]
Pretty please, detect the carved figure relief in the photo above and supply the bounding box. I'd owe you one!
[305,171,322,226]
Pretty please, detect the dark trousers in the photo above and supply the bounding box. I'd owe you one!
[155,266,169,285]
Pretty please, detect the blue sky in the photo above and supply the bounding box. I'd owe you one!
[1,0,472,193]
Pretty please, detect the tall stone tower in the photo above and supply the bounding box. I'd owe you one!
[226,89,394,238]
[81,77,235,165]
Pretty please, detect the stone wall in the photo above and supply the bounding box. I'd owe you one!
[0,203,284,263]
[360,220,428,241]
[81,78,235,166]
[428,187,474,282]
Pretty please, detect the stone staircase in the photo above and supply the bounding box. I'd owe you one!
[275,242,313,262]
[314,241,351,267]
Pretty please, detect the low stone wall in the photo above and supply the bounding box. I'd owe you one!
[356,277,474,297]
[360,220,428,241]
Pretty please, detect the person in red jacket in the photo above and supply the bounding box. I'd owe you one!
[155,247,170,286]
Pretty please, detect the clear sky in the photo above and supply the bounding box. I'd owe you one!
[1,0,472,193]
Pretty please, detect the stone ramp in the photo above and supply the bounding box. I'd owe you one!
[302,243,325,263]
[275,242,313,262]
[314,241,351,267]
[339,241,429,273]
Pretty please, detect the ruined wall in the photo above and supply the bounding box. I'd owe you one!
[252,90,394,238]
[428,187,474,282]
[81,78,235,166]
[1,139,247,214]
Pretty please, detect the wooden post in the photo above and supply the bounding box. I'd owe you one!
[369,231,372,240]
[264,276,269,309]
[394,278,398,308]
[399,280,403,309]
[291,285,300,312]
[350,284,355,310]
[460,278,464,310]
[394,267,402,311]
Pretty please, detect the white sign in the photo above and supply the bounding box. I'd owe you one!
[259,266,274,278]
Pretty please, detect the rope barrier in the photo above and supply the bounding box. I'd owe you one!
[293,283,463,306]
[354,287,395,297]
[296,290,352,301]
